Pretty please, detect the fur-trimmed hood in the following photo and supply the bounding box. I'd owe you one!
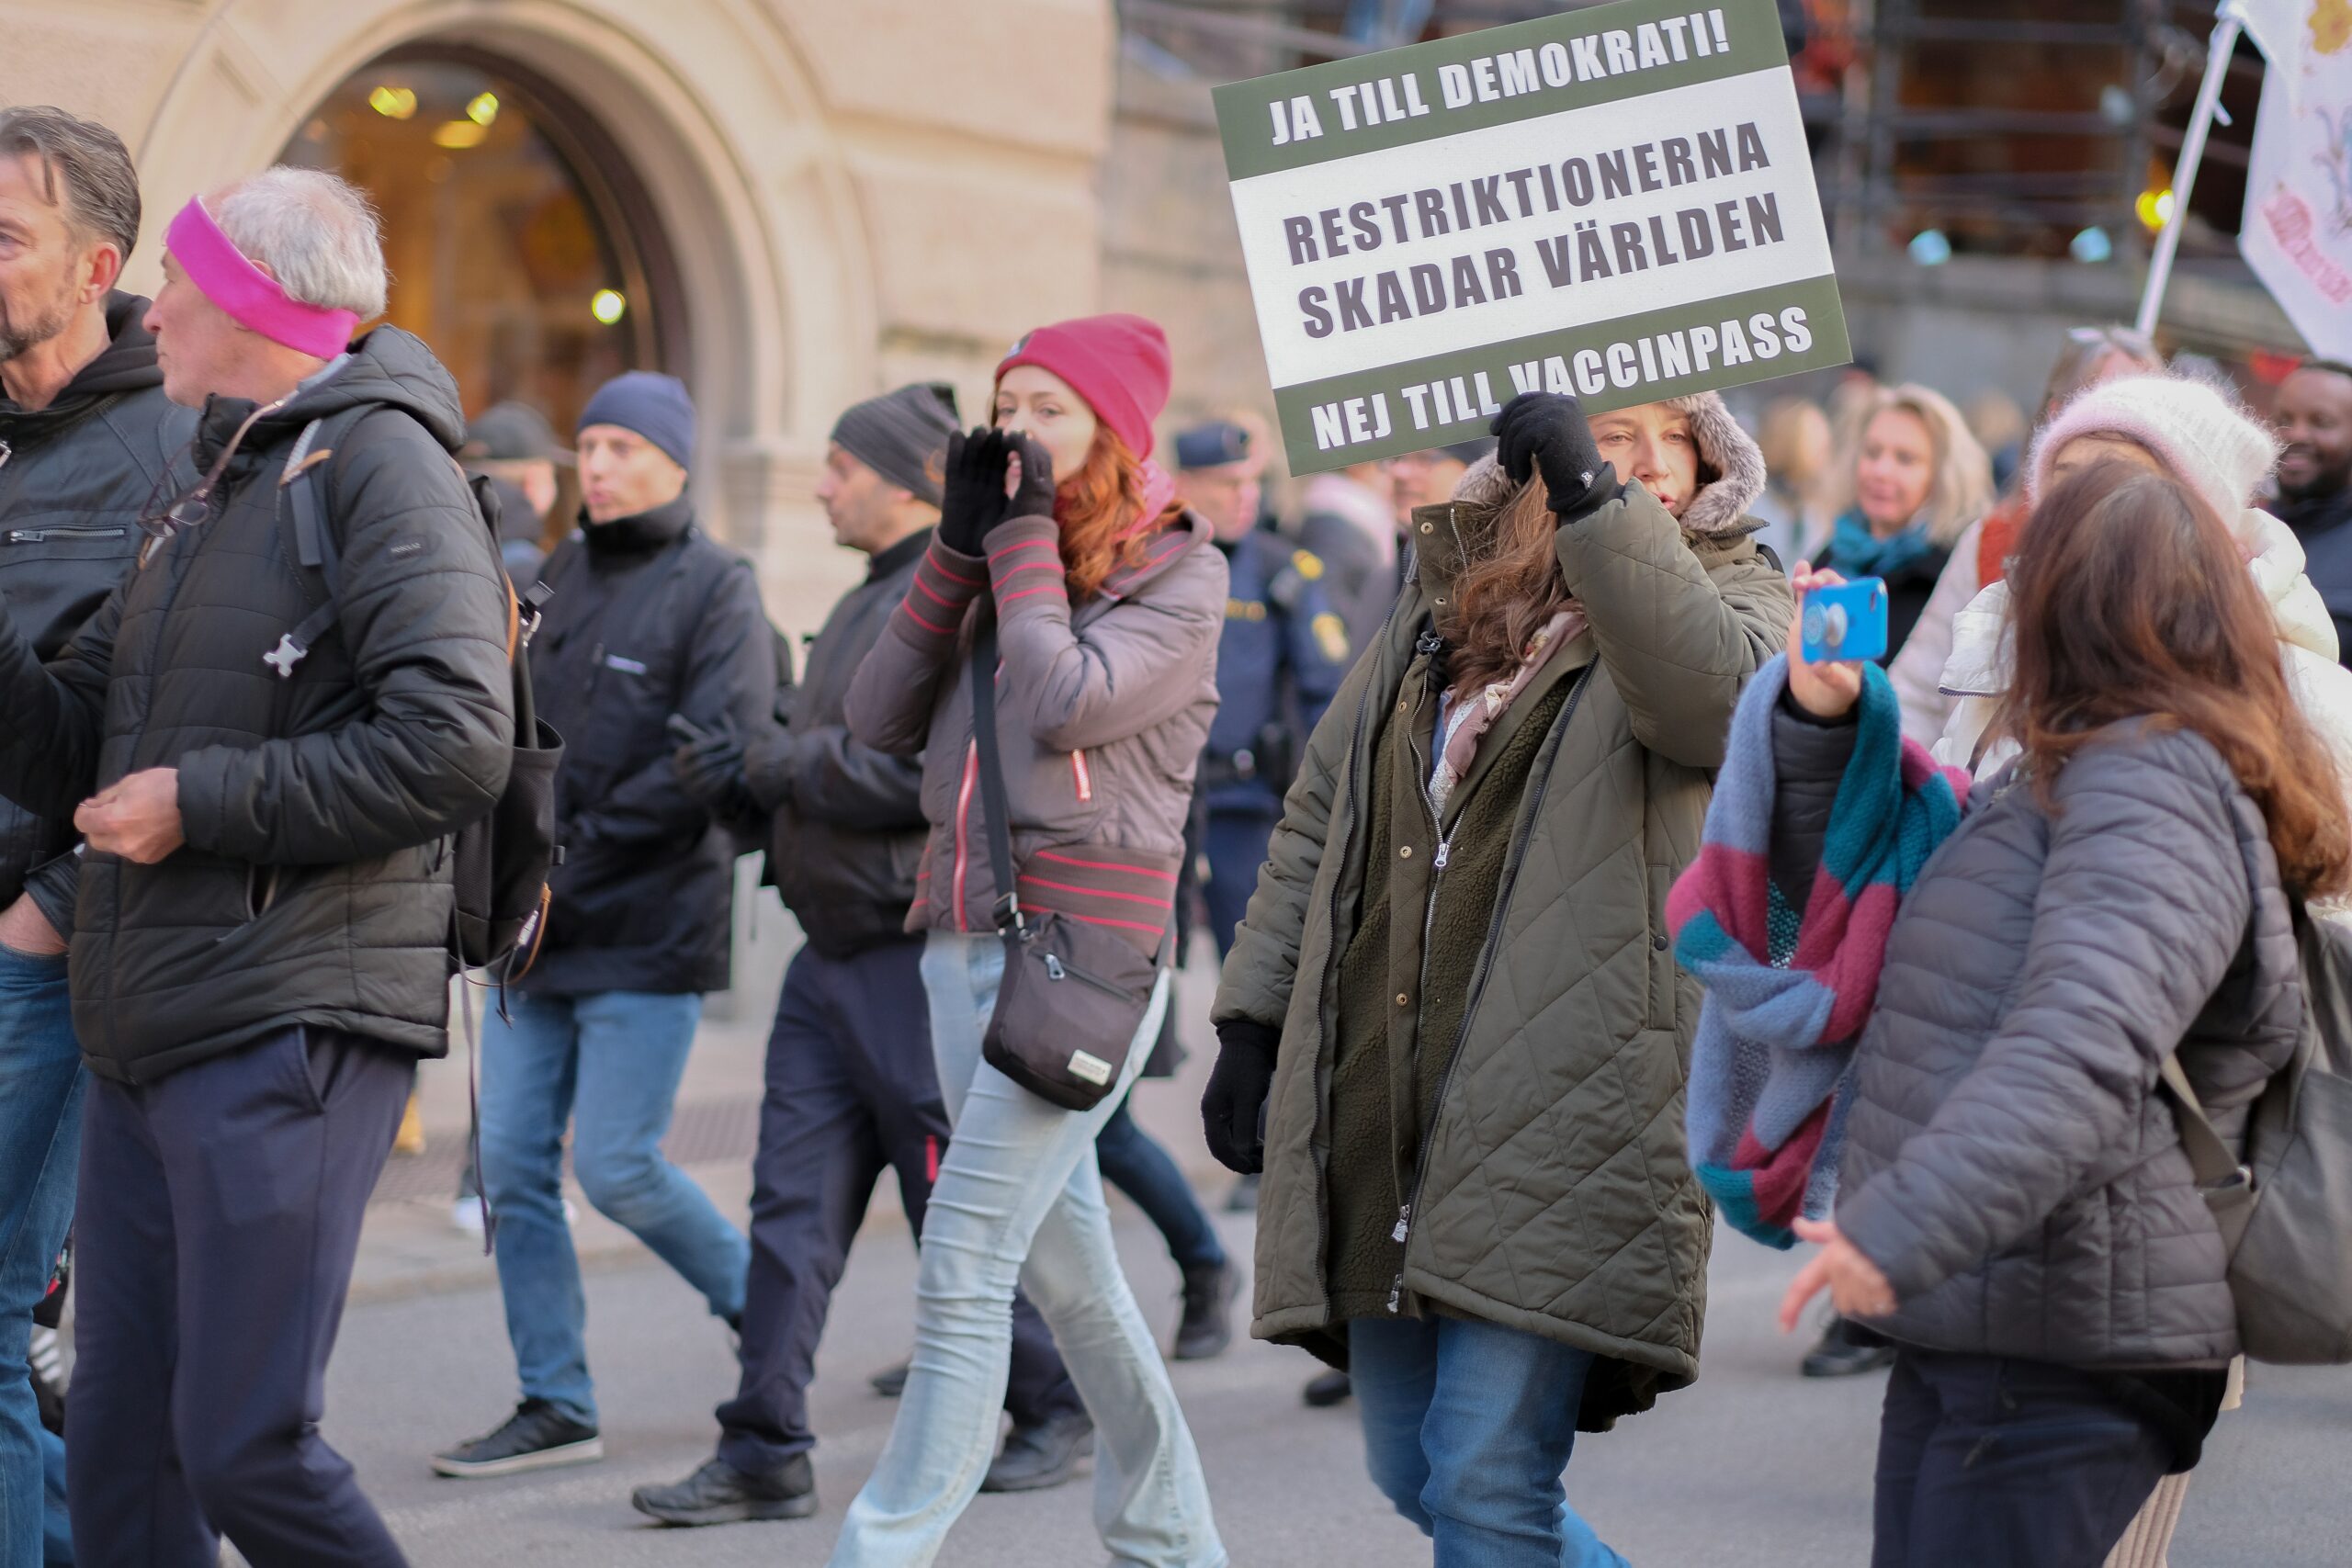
[1449,391,1765,539]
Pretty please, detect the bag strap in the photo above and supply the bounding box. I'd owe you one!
[968,615,1024,939]
[266,409,365,678]
[2157,1055,2252,1194]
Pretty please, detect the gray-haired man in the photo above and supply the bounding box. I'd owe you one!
[0,165,513,1565]
[0,103,191,1568]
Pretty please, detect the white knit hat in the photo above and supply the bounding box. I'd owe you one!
[2026,372,2281,524]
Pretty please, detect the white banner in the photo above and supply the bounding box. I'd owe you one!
[2237,1,2352,359]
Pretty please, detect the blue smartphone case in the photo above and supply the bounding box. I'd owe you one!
[1800,578,1890,664]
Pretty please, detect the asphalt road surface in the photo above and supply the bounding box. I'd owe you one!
[317,1203,2352,1566]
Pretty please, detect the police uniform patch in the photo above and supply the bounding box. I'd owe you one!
[1312,612,1350,665]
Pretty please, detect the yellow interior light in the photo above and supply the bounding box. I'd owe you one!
[2135,186,2177,231]
[591,289,628,325]
[367,85,417,120]
[432,120,490,150]
[467,92,500,127]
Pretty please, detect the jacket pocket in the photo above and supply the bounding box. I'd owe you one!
[1645,863,1676,1031]
[243,863,280,922]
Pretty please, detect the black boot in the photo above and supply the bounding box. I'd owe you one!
[631,1454,817,1525]
[1801,1314,1896,1378]
[869,1359,910,1398]
[1173,1260,1239,1360]
[1302,1370,1352,1407]
[979,1412,1093,1493]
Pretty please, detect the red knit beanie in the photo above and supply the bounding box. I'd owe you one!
[996,313,1171,460]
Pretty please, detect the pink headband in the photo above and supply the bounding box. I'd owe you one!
[165,198,359,358]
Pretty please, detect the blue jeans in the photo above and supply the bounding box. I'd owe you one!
[1095,1096,1224,1275]
[1351,1314,1630,1568]
[479,990,749,1426]
[829,931,1223,1568]
[0,947,79,1568]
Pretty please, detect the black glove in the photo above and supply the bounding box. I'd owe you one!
[1002,431,1058,523]
[672,717,756,822]
[938,428,1012,556]
[1202,1018,1281,1174]
[1492,391,1609,523]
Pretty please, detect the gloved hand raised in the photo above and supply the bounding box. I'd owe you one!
[1491,391,1610,524]
[1001,431,1058,523]
[1202,1018,1282,1174]
[938,428,1012,556]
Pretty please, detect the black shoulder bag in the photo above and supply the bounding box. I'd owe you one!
[968,618,1168,1111]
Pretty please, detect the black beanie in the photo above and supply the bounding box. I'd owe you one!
[832,384,958,507]
[578,371,695,469]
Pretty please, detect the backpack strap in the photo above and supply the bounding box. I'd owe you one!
[263,406,396,678]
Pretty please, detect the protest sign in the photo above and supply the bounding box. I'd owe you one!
[2236,1,2352,361]
[1214,0,1850,473]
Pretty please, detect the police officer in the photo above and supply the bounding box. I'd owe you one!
[1177,419,1351,956]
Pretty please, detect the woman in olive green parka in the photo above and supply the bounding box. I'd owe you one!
[1204,391,1791,1566]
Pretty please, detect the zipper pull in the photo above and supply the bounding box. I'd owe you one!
[1386,1273,1405,1314]
[1431,840,1449,871]
[1045,953,1065,981]
[1391,1202,1412,1243]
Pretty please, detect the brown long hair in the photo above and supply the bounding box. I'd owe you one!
[1443,473,1575,695]
[1996,462,2352,897]
[1054,425,1182,601]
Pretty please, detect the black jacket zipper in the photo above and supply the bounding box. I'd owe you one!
[1388,663,1592,1312]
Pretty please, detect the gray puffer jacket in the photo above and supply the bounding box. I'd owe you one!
[1778,711,2301,1368]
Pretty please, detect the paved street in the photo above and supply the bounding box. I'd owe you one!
[313,944,2352,1566]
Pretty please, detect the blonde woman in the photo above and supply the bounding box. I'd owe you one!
[1817,384,1994,660]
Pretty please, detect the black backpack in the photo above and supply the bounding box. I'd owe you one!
[267,407,565,984]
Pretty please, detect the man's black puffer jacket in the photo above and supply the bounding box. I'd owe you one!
[0,293,193,934]
[525,493,776,997]
[743,526,929,956]
[0,326,514,1082]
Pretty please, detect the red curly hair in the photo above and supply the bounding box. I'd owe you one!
[1053,425,1183,601]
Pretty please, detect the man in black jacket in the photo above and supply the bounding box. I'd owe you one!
[631,385,1092,1524]
[0,165,514,1566]
[2275,359,2352,662]
[0,105,191,1566]
[436,371,774,1480]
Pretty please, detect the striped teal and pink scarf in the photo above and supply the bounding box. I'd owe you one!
[1667,654,1968,1247]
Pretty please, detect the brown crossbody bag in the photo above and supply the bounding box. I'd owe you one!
[968,619,1170,1111]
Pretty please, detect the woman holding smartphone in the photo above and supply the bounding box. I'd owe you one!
[838,314,1225,1568]
[1737,461,2346,1565]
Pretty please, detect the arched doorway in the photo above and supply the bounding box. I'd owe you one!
[278,46,684,436]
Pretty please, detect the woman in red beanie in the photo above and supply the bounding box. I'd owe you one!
[836,314,1227,1567]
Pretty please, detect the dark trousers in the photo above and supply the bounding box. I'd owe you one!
[1872,1349,2170,1568]
[1095,1096,1224,1273]
[1204,805,1281,961]
[717,940,1080,1474]
[67,1027,412,1568]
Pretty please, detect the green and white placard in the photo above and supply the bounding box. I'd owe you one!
[1214,0,1851,473]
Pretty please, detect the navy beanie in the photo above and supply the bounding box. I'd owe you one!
[578,371,695,469]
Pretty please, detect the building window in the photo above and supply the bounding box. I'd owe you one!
[281,51,681,435]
